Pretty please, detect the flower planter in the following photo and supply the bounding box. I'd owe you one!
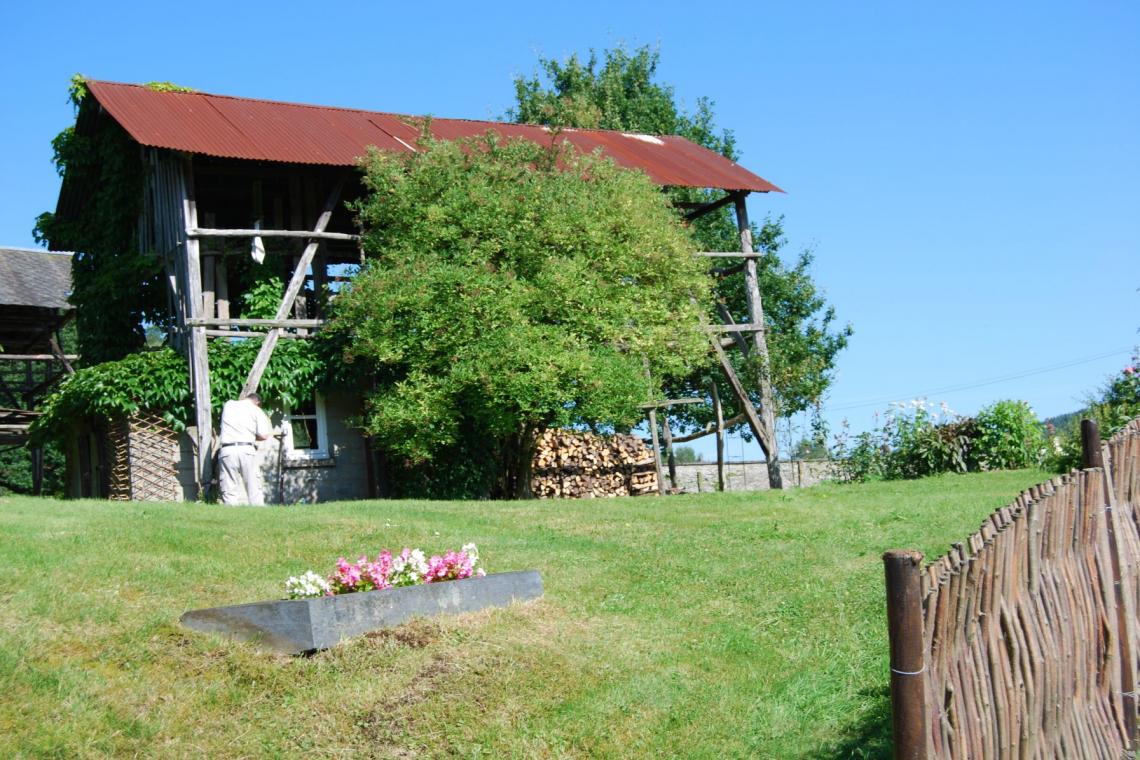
[180,570,543,654]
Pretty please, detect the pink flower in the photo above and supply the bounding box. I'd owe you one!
[1125,366,1135,375]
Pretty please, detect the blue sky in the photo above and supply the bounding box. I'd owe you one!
[1,1,1136,459]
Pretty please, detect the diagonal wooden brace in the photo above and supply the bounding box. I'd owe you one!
[707,329,776,461]
[241,178,346,398]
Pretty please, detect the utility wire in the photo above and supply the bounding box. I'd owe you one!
[824,345,1135,413]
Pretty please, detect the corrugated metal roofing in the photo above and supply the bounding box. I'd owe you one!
[0,248,72,309]
[86,80,782,193]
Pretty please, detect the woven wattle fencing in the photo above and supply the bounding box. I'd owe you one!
[105,412,180,502]
[885,418,1140,759]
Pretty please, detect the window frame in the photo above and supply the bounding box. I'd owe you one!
[282,393,330,461]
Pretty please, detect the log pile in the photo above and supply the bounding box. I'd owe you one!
[531,429,658,498]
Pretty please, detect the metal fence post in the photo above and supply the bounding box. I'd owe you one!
[884,549,929,760]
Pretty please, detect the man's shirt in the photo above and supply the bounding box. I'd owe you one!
[218,399,272,446]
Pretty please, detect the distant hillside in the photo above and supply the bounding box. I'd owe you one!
[1043,409,1084,433]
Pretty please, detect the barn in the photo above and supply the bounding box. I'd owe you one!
[45,80,783,502]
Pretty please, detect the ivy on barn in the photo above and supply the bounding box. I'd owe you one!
[33,77,195,365]
[33,341,326,440]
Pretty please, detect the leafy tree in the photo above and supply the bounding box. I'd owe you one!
[510,45,851,457]
[328,134,713,498]
[673,445,702,464]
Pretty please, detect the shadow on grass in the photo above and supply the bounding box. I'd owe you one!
[822,685,892,759]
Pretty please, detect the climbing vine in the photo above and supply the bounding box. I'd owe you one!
[33,76,194,365]
[32,340,327,440]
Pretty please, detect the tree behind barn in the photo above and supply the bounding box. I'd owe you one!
[511,46,852,477]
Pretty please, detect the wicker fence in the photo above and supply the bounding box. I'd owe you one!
[885,418,1140,759]
[105,412,181,502]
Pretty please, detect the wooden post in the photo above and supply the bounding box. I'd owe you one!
[733,195,783,489]
[216,256,230,320]
[711,381,725,492]
[1081,419,1103,469]
[241,178,345,398]
[883,549,929,760]
[662,413,677,490]
[31,446,43,496]
[180,158,213,496]
[647,407,665,496]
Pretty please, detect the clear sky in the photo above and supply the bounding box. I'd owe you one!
[1,1,1136,460]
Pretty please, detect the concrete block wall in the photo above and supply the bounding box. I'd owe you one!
[670,459,837,493]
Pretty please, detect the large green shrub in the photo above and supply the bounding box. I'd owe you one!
[329,134,713,498]
[973,399,1046,470]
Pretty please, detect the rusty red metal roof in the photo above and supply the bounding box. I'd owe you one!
[86,80,782,193]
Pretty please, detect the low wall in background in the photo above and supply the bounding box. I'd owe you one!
[670,459,836,492]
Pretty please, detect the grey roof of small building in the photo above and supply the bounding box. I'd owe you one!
[0,247,73,309]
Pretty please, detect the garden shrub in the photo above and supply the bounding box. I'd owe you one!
[833,398,1046,483]
[1045,362,1140,472]
[973,400,1046,470]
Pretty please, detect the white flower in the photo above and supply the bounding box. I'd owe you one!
[285,570,330,599]
[461,543,479,563]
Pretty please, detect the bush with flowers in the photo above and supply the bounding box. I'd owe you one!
[831,397,1048,482]
[285,543,485,599]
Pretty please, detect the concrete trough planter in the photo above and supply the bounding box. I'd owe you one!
[180,570,543,655]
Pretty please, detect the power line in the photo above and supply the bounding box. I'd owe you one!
[824,345,1135,413]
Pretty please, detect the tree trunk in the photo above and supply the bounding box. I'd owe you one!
[498,424,539,500]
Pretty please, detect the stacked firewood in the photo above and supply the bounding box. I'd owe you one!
[531,429,658,498]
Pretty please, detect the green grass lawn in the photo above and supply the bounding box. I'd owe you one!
[0,470,1047,759]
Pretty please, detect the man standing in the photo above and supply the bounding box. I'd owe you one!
[217,393,273,505]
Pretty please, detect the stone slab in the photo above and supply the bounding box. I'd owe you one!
[180,570,543,654]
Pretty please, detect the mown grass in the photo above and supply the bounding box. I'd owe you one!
[0,469,1048,759]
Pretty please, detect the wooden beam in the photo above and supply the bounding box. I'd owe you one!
[216,255,230,320]
[180,157,214,495]
[48,338,75,375]
[712,262,746,278]
[668,412,746,444]
[707,328,774,461]
[716,303,752,355]
[695,252,764,259]
[204,330,308,339]
[241,178,346,398]
[187,318,325,329]
[0,354,80,361]
[643,358,666,497]
[682,192,740,222]
[735,195,783,488]
[647,406,665,497]
[703,323,765,333]
[188,228,359,242]
[638,398,706,409]
[661,413,677,490]
[711,381,725,492]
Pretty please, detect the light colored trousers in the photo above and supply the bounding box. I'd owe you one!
[218,446,265,506]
